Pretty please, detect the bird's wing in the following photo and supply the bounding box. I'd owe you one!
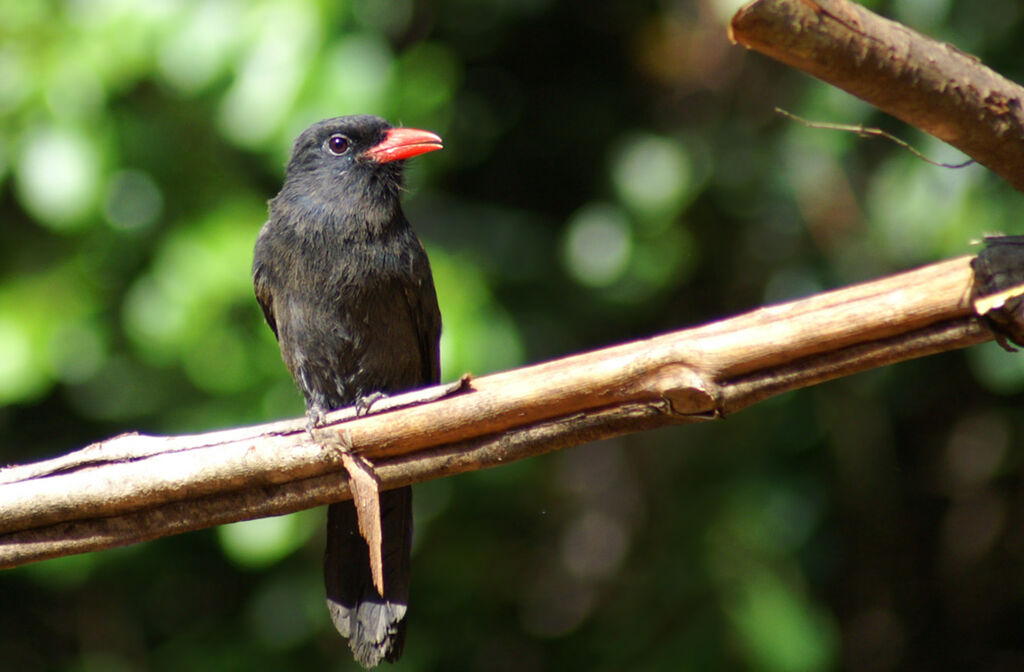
[406,279,441,385]
[404,256,441,386]
[252,253,279,339]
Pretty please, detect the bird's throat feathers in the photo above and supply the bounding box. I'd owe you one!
[271,168,405,241]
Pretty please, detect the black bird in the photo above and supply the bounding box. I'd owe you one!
[252,115,442,667]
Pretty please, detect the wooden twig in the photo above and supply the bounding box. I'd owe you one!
[3,251,1015,568]
[774,107,975,168]
[729,0,1024,192]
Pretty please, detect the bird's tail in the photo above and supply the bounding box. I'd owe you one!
[325,486,413,668]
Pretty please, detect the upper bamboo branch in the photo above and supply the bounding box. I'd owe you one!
[2,251,1013,569]
[729,0,1024,192]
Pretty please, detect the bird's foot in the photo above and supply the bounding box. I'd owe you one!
[305,405,328,435]
[355,392,388,416]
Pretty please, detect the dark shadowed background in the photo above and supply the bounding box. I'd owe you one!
[3,0,1024,670]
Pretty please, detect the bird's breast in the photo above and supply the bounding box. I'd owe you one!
[273,245,429,407]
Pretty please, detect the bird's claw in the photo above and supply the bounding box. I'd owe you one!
[305,406,328,435]
[355,392,388,416]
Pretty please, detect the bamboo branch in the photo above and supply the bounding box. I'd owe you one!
[4,249,1020,569]
[729,0,1024,192]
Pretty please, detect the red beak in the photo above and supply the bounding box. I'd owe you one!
[363,127,443,163]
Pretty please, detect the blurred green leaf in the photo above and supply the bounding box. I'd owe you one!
[726,570,839,672]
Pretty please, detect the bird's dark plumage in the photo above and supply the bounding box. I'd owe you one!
[253,115,442,667]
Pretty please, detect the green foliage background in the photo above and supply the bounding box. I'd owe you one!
[3,0,1024,670]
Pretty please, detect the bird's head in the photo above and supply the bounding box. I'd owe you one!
[284,115,441,195]
[276,115,443,229]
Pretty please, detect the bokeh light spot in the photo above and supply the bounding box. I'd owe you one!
[158,0,244,94]
[49,320,107,384]
[563,202,633,287]
[612,133,691,218]
[219,3,319,147]
[560,511,628,581]
[322,33,394,114]
[104,169,163,231]
[219,511,316,569]
[16,126,100,228]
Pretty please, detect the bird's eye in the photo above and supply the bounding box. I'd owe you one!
[326,134,350,155]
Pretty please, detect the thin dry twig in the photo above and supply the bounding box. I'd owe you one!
[775,107,976,168]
